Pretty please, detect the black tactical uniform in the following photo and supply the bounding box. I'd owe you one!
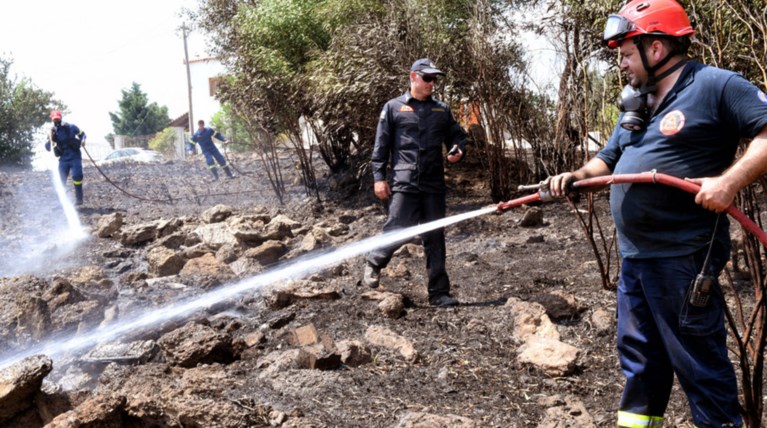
[367,89,467,301]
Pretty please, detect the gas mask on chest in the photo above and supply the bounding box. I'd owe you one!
[616,54,688,132]
[618,85,649,131]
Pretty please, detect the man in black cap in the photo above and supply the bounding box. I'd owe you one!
[362,58,467,307]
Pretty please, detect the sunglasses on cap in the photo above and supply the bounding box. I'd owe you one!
[603,14,636,47]
[417,73,439,83]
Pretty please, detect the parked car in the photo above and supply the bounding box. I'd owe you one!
[98,147,164,166]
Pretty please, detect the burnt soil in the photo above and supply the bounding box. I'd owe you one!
[0,151,712,427]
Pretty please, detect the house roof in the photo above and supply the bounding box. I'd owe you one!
[169,112,190,129]
[185,57,222,65]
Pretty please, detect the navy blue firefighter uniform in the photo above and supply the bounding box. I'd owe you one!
[46,110,86,205]
[191,120,234,181]
[575,0,767,426]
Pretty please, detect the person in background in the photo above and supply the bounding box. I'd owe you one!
[191,119,235,181]
[45,110,87,206]
[362,58,467,308]
[547,0,767,426]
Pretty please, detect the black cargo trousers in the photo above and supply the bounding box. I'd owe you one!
[366,191,450,297]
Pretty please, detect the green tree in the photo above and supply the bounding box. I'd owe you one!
[211,106,251,153]
[147,127,177,157]
[0,56,59,166]
[108,82,170,137]
[196,0,528,201]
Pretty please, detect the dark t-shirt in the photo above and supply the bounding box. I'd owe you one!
[597,61,767,258]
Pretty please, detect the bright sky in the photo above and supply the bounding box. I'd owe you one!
[1,0,209,143]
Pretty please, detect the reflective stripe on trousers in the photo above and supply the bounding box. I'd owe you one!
[617,411,663,427]
[617,243,741,427]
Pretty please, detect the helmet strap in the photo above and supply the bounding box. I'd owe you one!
[634,36,687,94]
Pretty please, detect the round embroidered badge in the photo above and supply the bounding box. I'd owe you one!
[660,110,686,136]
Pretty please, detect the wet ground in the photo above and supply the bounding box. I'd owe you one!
[0,151,719,427]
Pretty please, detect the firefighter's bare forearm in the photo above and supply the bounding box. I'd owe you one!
[692,127,767,212]
[549,158,611,197]
[720,129,767,193]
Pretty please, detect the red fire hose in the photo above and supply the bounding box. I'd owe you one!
[496,171,767,247]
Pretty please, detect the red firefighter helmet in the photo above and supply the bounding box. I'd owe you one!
[603,0,695,48]
[50,110,63,120]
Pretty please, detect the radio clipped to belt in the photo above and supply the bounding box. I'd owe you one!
[689,273,715,307]
[688,214,721,308]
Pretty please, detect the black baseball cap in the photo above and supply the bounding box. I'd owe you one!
[410,58,445,75]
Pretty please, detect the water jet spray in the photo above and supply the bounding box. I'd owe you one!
[49,168,88,238]
[0,166,89,276]
[8,172,760,376]
[0,205,496,371]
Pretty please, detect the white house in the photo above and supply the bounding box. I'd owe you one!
[169,57,225,159]
[187,57,225,127]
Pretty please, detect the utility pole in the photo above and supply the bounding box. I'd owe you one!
[182,24,194,159]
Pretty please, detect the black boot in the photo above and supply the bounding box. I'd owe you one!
[210,168,220,182]
[74,183,83,206]
[224,165,235,179]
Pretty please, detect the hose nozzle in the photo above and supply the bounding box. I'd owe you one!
[517,181,555,202]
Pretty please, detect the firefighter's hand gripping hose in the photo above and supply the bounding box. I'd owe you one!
[495,171,767,247]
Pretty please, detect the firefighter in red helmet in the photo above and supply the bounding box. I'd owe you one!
[546,0,767,426]
[46,110,87,206]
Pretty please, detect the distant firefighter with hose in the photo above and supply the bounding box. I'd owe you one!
[546,0,767,426]
[191,119,235,181]
[46,110,87,206]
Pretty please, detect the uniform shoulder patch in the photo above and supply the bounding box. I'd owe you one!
[431,107,445,112]
[380,109,387,120]
[400,105,414,112]
[758,90,767,104]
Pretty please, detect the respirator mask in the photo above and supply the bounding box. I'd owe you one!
[618,85,649,131]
